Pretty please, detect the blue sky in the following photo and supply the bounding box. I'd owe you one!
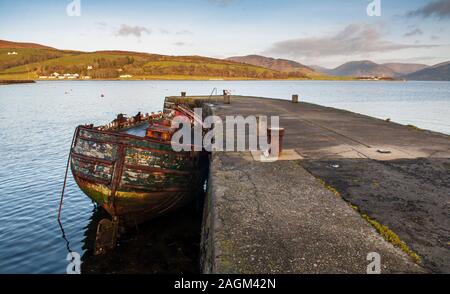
[0,0,449,67]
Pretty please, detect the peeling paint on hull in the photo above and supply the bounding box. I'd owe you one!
[70,126,203,225]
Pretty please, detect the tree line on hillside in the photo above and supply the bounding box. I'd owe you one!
[6,52,310,79]
[36,57,136,78]
[0,51,64,71]
[142,64,308,78]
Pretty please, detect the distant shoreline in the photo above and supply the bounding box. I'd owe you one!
[0,80,35,85]
[0,77,404,83]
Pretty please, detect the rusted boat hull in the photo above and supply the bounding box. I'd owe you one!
[70,126,203,226]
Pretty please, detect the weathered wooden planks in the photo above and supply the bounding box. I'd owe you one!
[70,125,202,225]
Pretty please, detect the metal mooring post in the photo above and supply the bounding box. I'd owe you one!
[292,94,299,103]
[268,127,285,156]
[223,90,231,104]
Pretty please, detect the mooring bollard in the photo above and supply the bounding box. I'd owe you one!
[223,90,231,104]
[181,92,186,97]
[292,94,299,103]
[267,127,285,156]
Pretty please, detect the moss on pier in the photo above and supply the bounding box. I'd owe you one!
[360,213,421,264]
[317,179,341,197]
[314,175,422,264]
[216,238,235,271]
[346,199,422,264]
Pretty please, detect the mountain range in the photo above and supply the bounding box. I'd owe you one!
[0,40,449,81]
[310,60,429,78]
[227,55,449,81]
[402,61,450,81]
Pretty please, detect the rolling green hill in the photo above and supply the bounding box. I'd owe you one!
[0,40,56,50]
[227,55,321,77]
[0,40,317,81]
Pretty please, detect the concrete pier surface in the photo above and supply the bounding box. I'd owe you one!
[170,95,450,274]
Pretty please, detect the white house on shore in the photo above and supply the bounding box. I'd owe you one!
[119,74,133,78]
[41,72,91,80]
[49,72,82,79]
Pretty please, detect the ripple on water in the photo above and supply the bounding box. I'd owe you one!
[0,80,449,273]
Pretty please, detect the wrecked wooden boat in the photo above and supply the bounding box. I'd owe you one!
[69,106,207,228]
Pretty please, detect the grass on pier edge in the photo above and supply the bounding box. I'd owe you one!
[316,178,422,264]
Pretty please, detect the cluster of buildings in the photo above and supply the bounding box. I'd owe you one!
[36,65,134,80]
[38,72,91,80]
[38,65,93,80]
[357,76,393,81]
[7,51,18,55]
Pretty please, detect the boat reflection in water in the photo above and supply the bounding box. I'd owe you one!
[57,202,203,273]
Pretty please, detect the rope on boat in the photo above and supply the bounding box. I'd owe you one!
[58,126,79,221]
[176,105,204,127]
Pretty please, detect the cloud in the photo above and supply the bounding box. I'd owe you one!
[158,28,193,35]
[404,28,423,37]
[176,30,193,35]
[208,0,235,7]
[265,24,436,58]
[174,42,186,46]
[116,24,151,37]
[431,35,440,40]
[407,0,450,19]
[159,28,170,34]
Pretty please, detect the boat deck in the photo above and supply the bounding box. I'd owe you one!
[120,122,149,137]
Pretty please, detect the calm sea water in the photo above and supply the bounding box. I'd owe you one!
[0,80,449,273]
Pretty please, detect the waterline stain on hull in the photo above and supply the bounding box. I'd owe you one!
[70,126,205,226]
